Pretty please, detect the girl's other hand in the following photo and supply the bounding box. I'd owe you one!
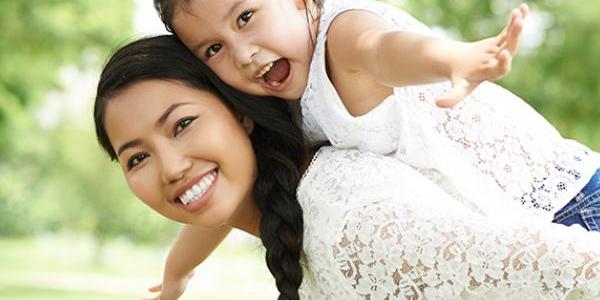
[436,3,529,108]
[141,271,194,300]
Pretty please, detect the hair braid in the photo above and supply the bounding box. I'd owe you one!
[249,104,305,300]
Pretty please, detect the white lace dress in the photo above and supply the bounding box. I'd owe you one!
[300,0,600,220]
[297,147,600,299]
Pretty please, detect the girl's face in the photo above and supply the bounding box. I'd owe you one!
[104,79,257,230]
[171,0,315,100]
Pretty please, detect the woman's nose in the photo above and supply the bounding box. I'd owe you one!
[157,144,192,184]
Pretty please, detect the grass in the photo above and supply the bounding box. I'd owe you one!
[0,232,277,300]
[0,286,136,300]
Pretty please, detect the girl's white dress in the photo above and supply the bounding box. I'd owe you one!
[300,0,600,220]
[297,147,600,299]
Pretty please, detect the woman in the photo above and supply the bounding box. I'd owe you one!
[94,35,600,299]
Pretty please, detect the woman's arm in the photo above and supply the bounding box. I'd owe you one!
[326,4,528,109]
[144,224,232,300]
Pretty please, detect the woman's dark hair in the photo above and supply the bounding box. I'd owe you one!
[94,35,305,300]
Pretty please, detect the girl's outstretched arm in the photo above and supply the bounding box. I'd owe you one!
[143,224,232,300]
[327,3,528,110]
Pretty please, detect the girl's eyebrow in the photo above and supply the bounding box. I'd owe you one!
[116,102,192,157]
[190,0,244,55]
[223,0,244,22]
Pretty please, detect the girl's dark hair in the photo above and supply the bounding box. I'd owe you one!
[94,35,305,300]
[153,0,323,34]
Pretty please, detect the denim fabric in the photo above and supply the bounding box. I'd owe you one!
[553,168,600,231]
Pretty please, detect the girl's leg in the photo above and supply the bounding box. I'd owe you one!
[553,167,600,231]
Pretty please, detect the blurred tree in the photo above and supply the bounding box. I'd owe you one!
[0,0,177,250]
[390,0,600,149]
[0,0,133,153]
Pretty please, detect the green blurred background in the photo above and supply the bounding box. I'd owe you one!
[0,0,598,299]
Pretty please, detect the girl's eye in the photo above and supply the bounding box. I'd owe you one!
[237,10,253,28]
[173,117,197,137]
[206,44,222,58]
[127,153,148,170]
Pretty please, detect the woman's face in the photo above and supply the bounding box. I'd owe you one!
[104,79,257,230]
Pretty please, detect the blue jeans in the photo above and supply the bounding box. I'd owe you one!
[553,168,600,231]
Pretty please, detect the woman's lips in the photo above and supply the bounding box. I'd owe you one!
[174,170,219,213]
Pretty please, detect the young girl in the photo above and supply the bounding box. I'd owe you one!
[96,35,600,300]
[153,0,600,226]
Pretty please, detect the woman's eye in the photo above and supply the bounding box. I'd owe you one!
[173,117,197,137]
[127,153,148,170]
[206,44,222,58]
[237,10,253,28]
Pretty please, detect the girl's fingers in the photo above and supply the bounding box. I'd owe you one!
[186,271,195,280]
[504,15,523,55]
[494,50,512,78]
[482,50,511,81]
[496,8,518,46]
[520,3,529,18]
[436,80,469,108]
[148,283,163,292]
[435,95,459,108]
[497,4,528,51]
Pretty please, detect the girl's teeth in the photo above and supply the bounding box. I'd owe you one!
[257,62,274,78]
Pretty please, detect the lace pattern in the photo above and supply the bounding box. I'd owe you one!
[299,0,600,220]
[297,147,600,299]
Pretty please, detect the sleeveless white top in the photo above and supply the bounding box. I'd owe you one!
[300,0,600,220]
[297,147,600,299]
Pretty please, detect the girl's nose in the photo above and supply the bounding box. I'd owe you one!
[233,43,258,68]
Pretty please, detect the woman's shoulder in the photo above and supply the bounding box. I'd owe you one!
[298,146,423,200]
[307,146,407,175]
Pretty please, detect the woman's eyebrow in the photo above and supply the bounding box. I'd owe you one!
[117,139,142,157]
[116,102,192,158]
[156,102,193,127]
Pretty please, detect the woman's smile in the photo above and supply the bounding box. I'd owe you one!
[173,169,219,212]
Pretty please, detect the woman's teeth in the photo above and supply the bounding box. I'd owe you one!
[179,171,217,206]
[256,62,274,79]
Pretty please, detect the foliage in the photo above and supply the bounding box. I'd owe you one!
[1,0,131,135]
[393,0,600,149]
[0,0,177,245]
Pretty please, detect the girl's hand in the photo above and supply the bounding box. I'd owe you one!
[141,271,194,300]
[436,3,529,108]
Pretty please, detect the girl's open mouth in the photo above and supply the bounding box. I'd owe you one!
[258,58,292,90]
